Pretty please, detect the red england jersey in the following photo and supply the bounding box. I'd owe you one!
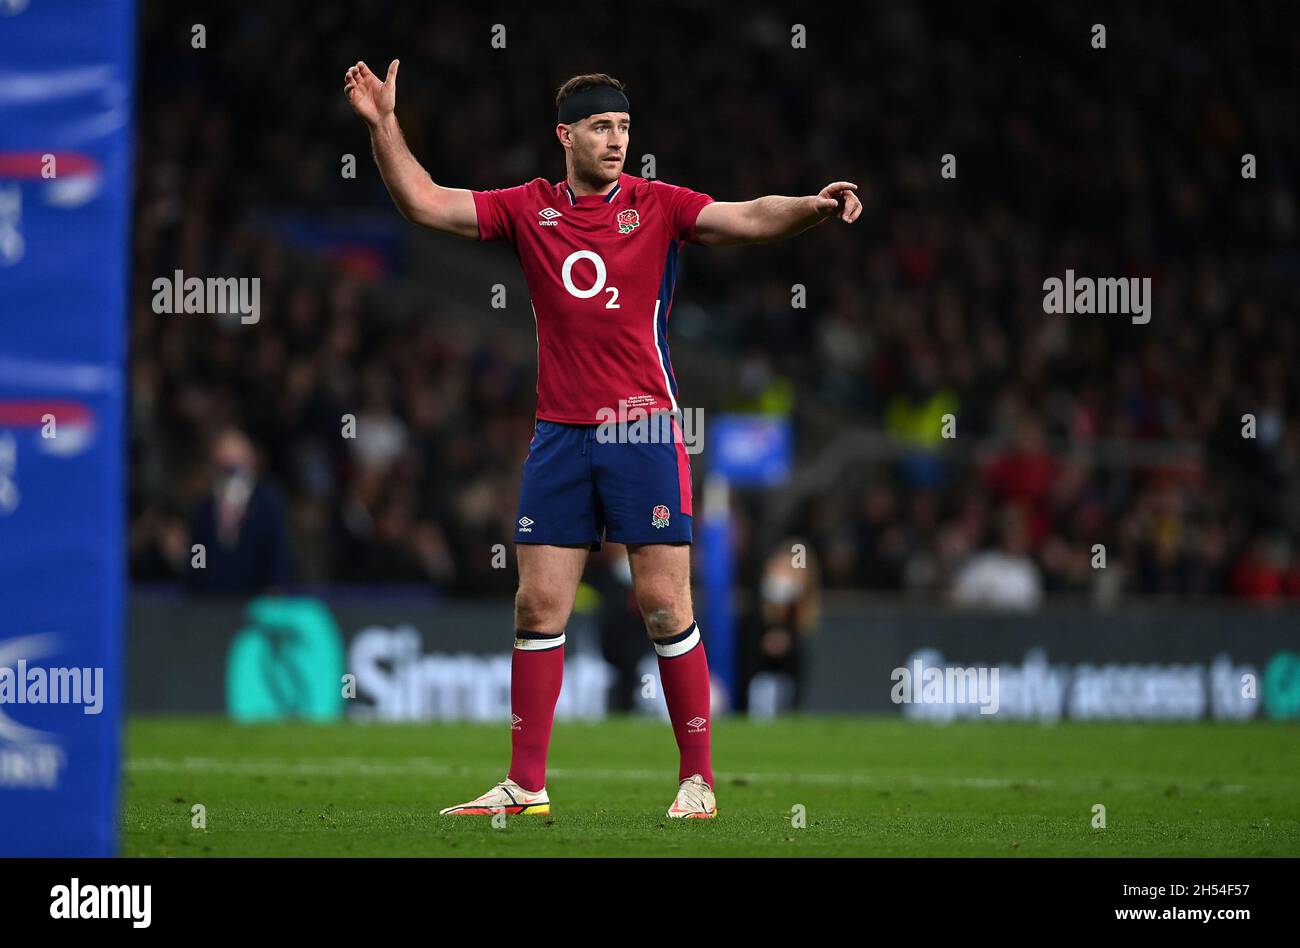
[472,173,714,424]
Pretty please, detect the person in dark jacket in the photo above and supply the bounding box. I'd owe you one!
[738,539,822,715]
[186,428,294,594]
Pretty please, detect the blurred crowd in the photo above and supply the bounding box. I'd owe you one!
[129,1,1300,602]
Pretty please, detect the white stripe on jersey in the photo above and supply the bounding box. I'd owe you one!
[530,299,540,396]
[651,299,679,415]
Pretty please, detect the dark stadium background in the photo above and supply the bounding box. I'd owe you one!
[4,0,1300,865]
[130,1,1300,595]
[119,0,1300,722]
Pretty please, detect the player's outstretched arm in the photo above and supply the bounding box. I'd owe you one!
[343,59,479,239]
[693,181,861,247]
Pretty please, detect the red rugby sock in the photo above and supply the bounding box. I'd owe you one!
[506,630,564,793]
[655,621,714,788]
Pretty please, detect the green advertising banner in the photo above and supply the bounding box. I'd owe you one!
[226,597,346,722]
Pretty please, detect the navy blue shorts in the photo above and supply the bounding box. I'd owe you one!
[515,418,694,548]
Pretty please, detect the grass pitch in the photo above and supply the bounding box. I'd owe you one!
[122,716,1300,857]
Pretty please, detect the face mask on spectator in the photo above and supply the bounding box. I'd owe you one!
[762,573,801,605]
[216,464,254,501]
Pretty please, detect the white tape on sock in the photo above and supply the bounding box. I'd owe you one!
[514,632,566,651]
[653,624,700,658]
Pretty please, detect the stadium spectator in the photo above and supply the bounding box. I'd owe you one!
[738,540,822,714]
[186,428,295,594]
[128,3,1300,605]
[950,505,1044,611]
[588,544,653,712]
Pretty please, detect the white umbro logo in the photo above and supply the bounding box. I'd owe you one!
[686,716,707,730]
[518,516,534,527]
[511,714,523,730]
[538,207,562,226]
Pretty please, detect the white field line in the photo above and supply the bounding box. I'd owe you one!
[123,756,1248,793]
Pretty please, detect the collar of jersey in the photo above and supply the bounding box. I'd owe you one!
[562,175,623,206]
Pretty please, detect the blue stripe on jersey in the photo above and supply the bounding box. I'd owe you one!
[655,241,680,400]
[604,183,621,203]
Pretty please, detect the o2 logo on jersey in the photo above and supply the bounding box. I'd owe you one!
[561,250,620,309]
[616,209,640,235]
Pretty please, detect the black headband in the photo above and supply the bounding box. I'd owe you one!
[557,85,630,125]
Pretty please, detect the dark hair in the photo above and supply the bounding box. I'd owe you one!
[555,73,626,109]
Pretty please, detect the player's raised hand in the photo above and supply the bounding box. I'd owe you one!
[814,181,862,223]
[344,59,399,127]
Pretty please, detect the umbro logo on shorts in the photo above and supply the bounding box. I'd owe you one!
[518,516,534,533]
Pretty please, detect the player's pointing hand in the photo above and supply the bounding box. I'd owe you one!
[815,181,862,223]
[344,58,400,128]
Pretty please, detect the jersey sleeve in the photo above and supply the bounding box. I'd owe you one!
[653,180,715,244]
[471,184,529,243]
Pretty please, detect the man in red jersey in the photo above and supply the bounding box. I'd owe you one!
[345,61,860,818]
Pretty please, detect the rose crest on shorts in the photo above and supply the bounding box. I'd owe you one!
[651,504,671,528]
[617,208,640,234]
